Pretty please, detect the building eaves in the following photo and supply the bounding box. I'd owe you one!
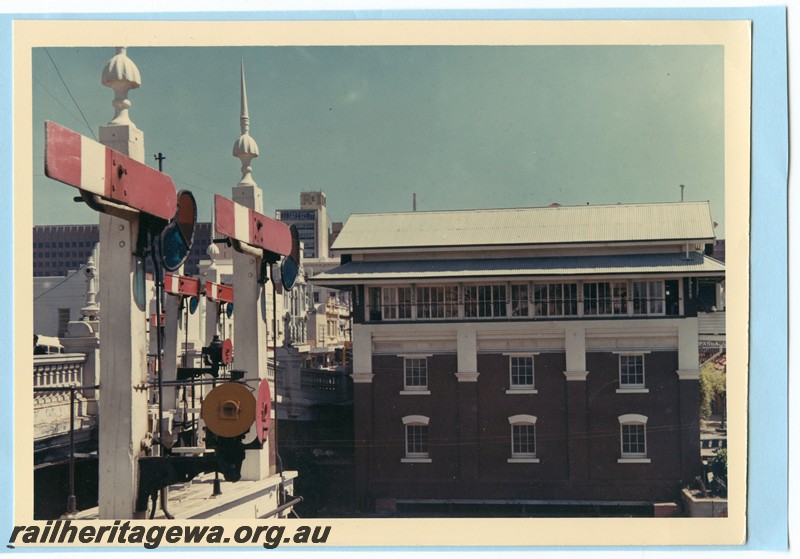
[311,252,724,284]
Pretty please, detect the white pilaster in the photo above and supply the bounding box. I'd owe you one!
[678,317,700,372]
[456,325,477,375]
[564,322,587,375]
[352,325,373,375]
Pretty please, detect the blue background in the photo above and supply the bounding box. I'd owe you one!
[0,5,788,554]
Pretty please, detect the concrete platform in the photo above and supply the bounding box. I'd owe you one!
[73,471,298,520]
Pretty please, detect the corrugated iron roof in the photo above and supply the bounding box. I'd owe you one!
[312,252,724,284]
[331,202,716,251]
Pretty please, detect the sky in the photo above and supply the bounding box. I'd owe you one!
[31,43,725,235]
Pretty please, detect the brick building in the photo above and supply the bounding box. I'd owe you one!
[313,201,724,514]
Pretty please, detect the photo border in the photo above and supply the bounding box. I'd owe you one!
[2,5,788,552]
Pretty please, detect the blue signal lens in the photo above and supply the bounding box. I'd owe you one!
[281,256,299,290]
[160,225,189,272]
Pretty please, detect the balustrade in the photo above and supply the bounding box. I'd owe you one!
[33,354,87,404]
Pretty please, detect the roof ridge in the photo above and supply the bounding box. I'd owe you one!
[345,200,711,218]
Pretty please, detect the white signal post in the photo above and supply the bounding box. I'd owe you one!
[96,47,149,519]
[229,62,272,481]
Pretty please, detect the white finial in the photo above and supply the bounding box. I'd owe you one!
[206,242,219,266]
[81,244,100,320]
[101,47,142,126]
[232,59,260,187]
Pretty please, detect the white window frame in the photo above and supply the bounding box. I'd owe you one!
[416,285,459,320]
[618,414,651,463]
[508,414,539,463]
[510,283,530,317]
[382,286,413,320]
[616,352,649,393]
[583,281,627,316]
[532,282,579,317]
[505,353,538,394]
[401,415,431,463]
[400,355,431,395]
[632,280,666,316]
[464,284,508,318]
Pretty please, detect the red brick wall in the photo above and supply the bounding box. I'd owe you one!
[355,348,691,506]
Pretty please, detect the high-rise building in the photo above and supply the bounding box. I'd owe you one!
[276,191,330,259]
[33,223,226,277]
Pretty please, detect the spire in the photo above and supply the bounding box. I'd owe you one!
[232,59,260,187]
[240,59,250,136]
[101,47,141,126]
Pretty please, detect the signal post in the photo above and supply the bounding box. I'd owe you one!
[96,48,149,519]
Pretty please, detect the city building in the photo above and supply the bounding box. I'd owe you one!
[277,191,331,259]
[312,201,725,514]
[34,223,230,277]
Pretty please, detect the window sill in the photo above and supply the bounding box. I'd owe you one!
[616,388,649,394]
[507,457,540,463]
[617,458,651,464]
[401,458,432,463]
[506,389,538,395]
[400,390,431,396]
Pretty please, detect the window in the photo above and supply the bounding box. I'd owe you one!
[632,281,665,315]
[464,285,507,318]
[382,287,412,320]
[583,282,626,316]
[533,283,578,317]
[57,308,70,337]
[416,286,458,319]
[508,415,539,463]
[618,414,650,463]
[403,357,429,392]
[402,415,431,462]
[510,284,529,317]
[618,354,646,390]
[507,355,536,392]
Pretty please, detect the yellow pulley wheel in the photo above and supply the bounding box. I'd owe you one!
[201,382,256,438]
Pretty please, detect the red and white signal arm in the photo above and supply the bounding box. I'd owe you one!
[44,121,177,221]
[205,281,234,304]
[214,194,292,259]
[163,274,200,297]
[255,378,272,444]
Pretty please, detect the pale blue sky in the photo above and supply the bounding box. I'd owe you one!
[32,44,725,234]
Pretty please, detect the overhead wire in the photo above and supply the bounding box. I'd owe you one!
[43,48,97,142]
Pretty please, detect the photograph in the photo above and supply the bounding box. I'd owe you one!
[7,11,773,551]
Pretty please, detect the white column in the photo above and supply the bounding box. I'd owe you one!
[351,325,374,382]
[97,123,149,519]
[563,321,587,375]
[232,184,271,480]
[677,317,701,374]
[456,325,478,376]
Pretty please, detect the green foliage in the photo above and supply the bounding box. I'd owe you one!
[711,448,727,482]
[710,448,728,497]
[699,365,726,419]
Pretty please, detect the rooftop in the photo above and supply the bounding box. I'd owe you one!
[331,201,717,251]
